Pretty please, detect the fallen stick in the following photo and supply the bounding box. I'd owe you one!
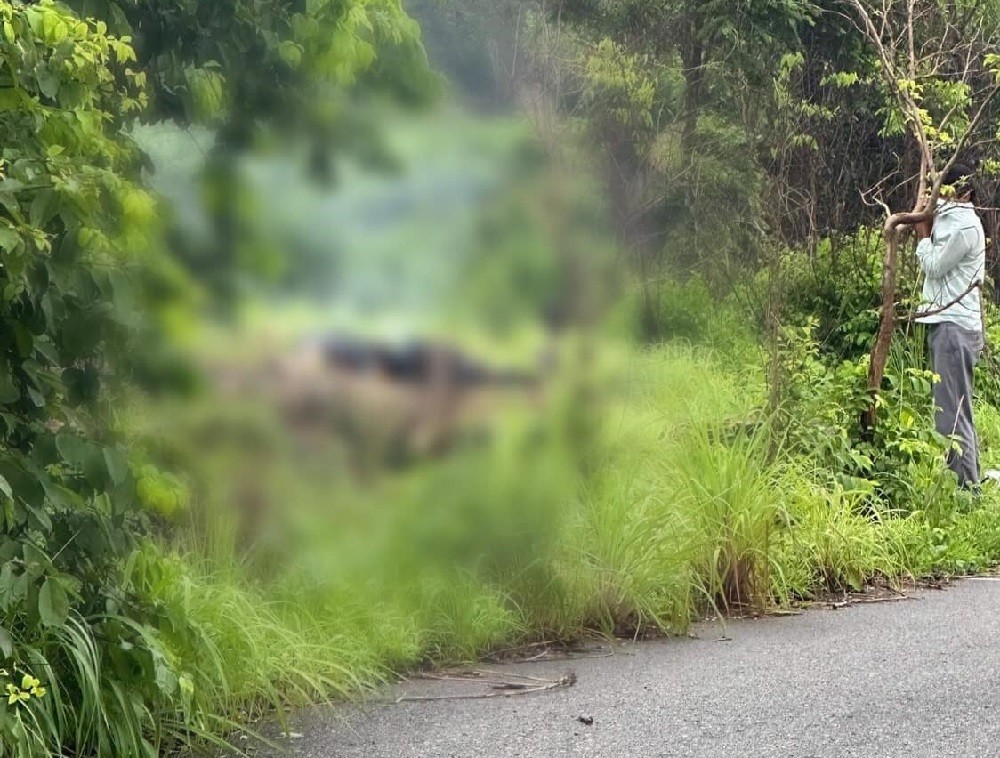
[826,594,915,610]
[415,670,563,685]
[850,594,916,604]
[395,673,576,703]
[483,640,621,664]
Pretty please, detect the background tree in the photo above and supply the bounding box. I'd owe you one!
[59,0,438,307]
[0,3,188,751]
[840,0,1000,429]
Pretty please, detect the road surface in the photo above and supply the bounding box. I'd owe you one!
[252,579,1000,757]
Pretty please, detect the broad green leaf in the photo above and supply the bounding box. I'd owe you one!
[29,189,58,228]
[103,447,128,486]
[0,627,13,659]
[36,67,61,100]
[0,226,20,252]
[38,577,69,628]
[56,433,90,468]
[0,374,19,405]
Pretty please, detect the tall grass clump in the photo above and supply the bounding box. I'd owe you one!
[771,475,902,600]
[570,471,698,633]
[561,342,774,630]
[670,427,778,611]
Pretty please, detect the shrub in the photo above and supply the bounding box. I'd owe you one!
[776,319,957,515]
[769,230,894,361]
[0,7,235,754]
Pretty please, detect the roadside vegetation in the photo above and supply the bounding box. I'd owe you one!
[5,0,1000,755]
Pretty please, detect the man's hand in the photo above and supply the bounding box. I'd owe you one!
[912,199,933,240]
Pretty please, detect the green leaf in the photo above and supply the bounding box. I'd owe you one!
[12,325,32,358]
[146,635,178,695]
[0,224,21,252]
[24,504,50,532]
[36,67,61,100]
[38,577,68,628]
[0,461,44,510]
[103,447,128,486]
[0,476,10,500]
[58,433,108,489]
[34,338,58,365]
[0,374,19,405]
[0,563,16,612]
[22,544,48,574]
[29,189,57,228]
[56,433,89,468]
[12,571,27,606]
[0,87,20,114]
[0,626,13,659]
[278,40,304,68]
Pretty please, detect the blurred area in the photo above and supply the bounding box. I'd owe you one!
[122,0,620,612]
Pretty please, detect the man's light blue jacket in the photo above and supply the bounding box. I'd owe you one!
[915,200,985,333]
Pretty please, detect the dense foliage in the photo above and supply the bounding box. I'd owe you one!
[447,0,1000,297]
[0,3,180,752]
[0,0,434,754]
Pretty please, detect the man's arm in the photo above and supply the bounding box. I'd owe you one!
[914,209,933,241]
[916,226,976,279]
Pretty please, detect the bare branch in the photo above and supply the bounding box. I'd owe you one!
[898,279,982,322]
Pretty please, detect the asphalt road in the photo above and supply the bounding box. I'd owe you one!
[254,579,1000,757]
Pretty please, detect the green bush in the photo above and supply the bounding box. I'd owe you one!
[769,231,887,361]
[772,478,900,598]
[975,308,1000,408]
[776,319,957,515]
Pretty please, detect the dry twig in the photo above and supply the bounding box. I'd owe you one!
[394,671,577,703]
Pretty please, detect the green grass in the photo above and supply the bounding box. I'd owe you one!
[109,331,1000,754]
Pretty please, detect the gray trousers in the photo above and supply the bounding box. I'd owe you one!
[928,322,984,487]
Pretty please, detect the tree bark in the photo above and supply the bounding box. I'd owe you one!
[861,208,933,431]
[680,23,704,156]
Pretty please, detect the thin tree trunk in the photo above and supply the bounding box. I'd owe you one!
[765,247,784,463]
[862,208,932,431]
[680,26,704,156]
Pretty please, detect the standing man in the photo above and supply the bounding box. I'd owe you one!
[914,163,986,489]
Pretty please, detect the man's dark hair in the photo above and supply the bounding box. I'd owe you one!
[943,162,977,201]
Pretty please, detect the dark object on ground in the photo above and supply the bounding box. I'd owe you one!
[318,334,538,388]
[214,333,551,484]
